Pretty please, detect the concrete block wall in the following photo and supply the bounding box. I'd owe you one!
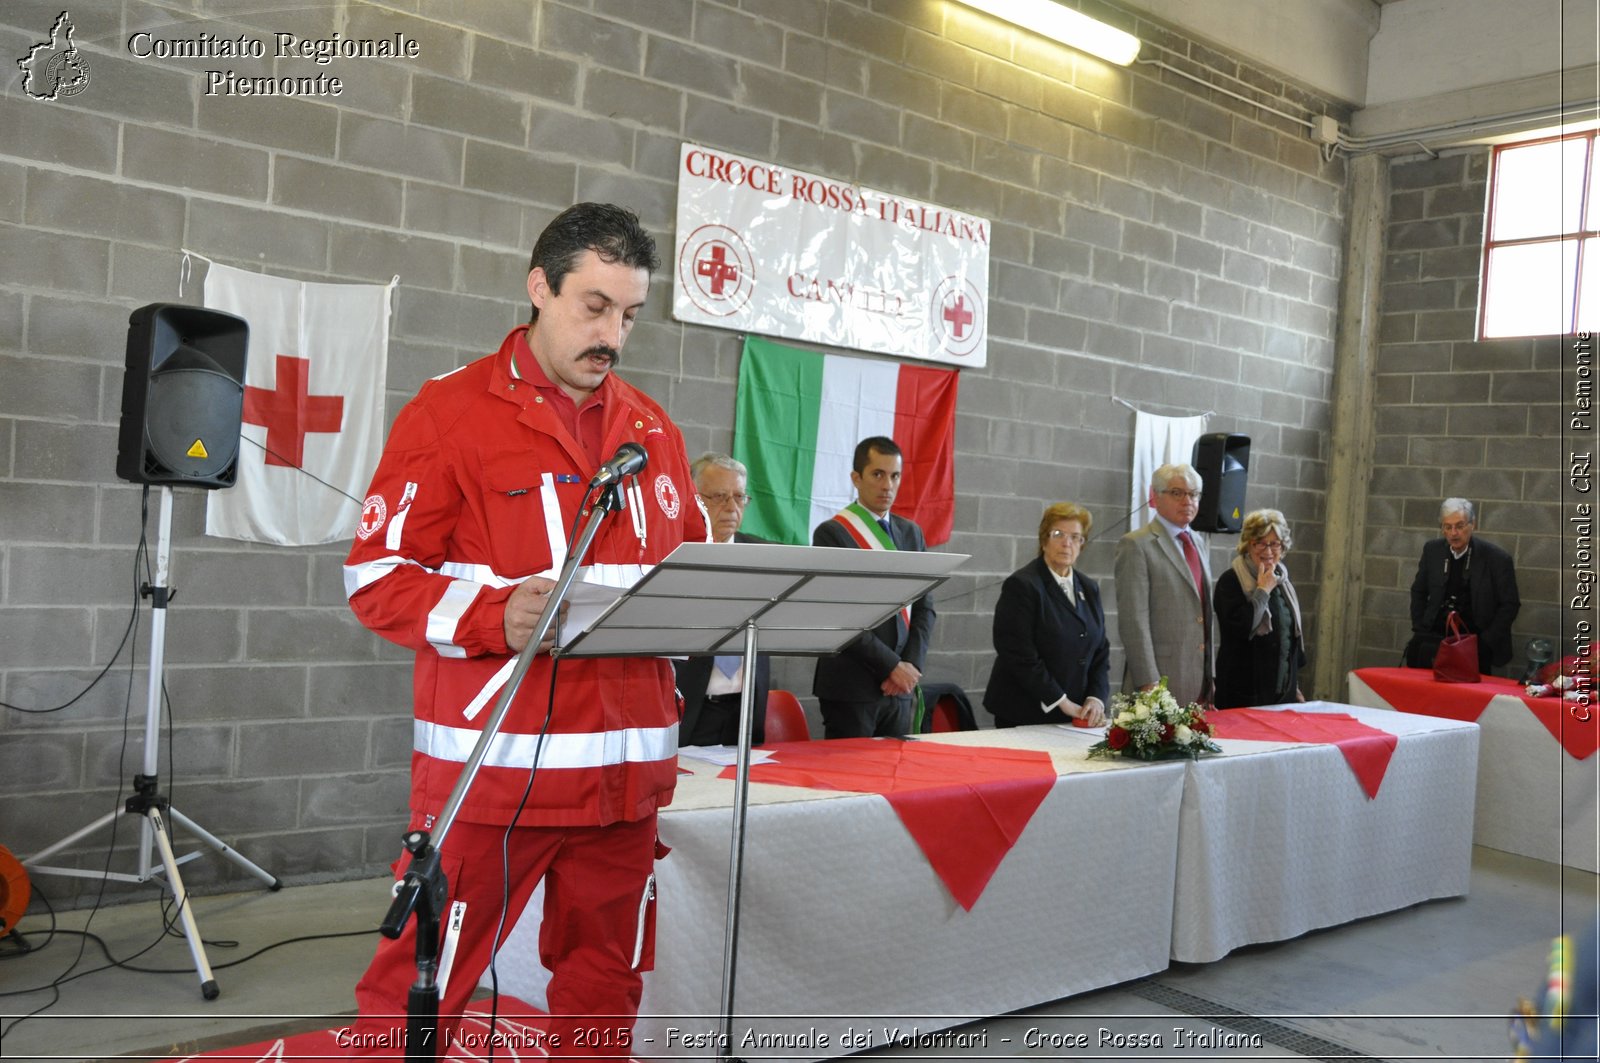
[1357,150,1564,672]
[1,0,1348,900]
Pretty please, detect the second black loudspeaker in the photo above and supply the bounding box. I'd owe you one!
[1190,433,1250,534]
[116,304,249,490]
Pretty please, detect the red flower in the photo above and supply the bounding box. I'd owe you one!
[1191,718,1211,736]
[1161,724,1175,743]
[1107,726,1130,750]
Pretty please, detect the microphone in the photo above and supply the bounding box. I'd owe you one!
[589,442,648,488]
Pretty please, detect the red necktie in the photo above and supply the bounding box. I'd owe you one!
[1178,530,1205,601]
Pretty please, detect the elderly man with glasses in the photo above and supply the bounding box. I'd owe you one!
[1114,462,1215,707]
[673,453,770,745]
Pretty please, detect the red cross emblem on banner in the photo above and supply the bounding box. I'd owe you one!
[695,244,740,295]
[942,294,974,339]
[242,354,345,468]
[928,276,984,359]
[678,223,754,318]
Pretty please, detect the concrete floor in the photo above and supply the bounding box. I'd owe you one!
[1,846,1593,1062]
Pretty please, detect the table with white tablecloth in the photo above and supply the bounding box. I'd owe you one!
[490,728,1187,1062]
[487,704,1479,1057]
[1349,668,1598,872]
[1173,701,1478,962]
[1046,701,1479,963]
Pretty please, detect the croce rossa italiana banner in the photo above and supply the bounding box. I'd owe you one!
[673,144,990,368]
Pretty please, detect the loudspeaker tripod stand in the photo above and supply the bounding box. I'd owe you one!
[23,487,281,1000]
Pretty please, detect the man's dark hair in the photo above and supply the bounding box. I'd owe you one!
[853,436,901,475]
[527,203,660,322]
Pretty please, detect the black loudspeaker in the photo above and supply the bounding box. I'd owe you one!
[1190,432,1251,534]
[116,304,249,489]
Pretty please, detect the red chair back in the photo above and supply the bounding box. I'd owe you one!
[930,694,965,732]
[764,690,811,742]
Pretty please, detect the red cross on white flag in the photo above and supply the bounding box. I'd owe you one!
[201,260,393,546]
[243,353,347,469]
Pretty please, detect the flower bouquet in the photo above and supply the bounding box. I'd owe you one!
[1086,678,1221,761]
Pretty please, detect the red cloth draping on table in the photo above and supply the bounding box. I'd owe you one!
[1208,708,1398,799]
[1356,667,1598,761]
[718,739,1056,910]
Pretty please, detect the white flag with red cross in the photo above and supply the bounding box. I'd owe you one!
[201,260,394,546]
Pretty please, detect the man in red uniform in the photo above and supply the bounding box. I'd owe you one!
[342,203,707,1057]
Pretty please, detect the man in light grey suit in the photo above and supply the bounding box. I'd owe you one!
[1114,462,1214,707]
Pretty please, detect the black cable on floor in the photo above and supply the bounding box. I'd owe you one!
[0,881,379,992]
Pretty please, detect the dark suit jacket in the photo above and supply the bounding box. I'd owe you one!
[811,512,937,701]
[1409,535,1521,668]
[983,556,1111,726]
[674,530,770,744]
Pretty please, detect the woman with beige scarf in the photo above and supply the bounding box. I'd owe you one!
[1213,509,1306,708]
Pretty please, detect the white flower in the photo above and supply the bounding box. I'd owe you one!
[1115,711,1135,726]
[1174,724,1193,745]
[1135,702,1150,719]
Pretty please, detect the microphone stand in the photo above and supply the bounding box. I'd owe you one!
[381,477,630,1063]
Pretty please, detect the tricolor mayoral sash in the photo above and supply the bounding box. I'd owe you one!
[830,502,912,628]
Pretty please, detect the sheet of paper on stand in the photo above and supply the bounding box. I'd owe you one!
[551,569,629,647]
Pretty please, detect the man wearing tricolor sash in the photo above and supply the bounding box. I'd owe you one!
[811,436,938,738]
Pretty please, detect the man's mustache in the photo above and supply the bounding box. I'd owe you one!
[585,345,620,367]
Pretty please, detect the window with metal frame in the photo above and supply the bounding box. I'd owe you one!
[1479,131,1600,339]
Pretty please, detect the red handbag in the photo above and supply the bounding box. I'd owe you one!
[1432,611,1481,683]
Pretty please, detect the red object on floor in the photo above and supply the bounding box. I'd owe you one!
[160,996,556,1061]
[718,739,1057,910]
[1356,667,1598,761]
[1207,708,1399,799]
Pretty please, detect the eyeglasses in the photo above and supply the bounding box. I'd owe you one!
[1047,530,1086,544]
[699,491,750,507]
[1251,539,1285,553]
[1161,488,1201,502]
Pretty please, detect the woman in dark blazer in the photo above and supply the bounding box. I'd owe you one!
[984,502,1111,727]
[1213,508,1306,708]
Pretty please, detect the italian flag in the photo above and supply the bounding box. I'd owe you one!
[733,335,959,546]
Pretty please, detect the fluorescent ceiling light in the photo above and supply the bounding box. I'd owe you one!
[952,0,1141,66]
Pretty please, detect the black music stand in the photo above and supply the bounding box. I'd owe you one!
[561,541,967,1057]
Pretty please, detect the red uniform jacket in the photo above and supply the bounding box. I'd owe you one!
[344,328,708,827]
